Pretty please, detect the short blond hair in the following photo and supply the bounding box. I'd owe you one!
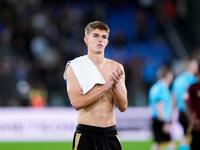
[85,21,110,37]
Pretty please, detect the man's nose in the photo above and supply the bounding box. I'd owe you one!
[99,37,103,42]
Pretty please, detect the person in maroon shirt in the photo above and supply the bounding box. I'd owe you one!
[184,69,200,150]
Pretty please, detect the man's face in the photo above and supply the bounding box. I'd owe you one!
[189,60,199,74]
[167,72,174,85]
[84,29,109,54]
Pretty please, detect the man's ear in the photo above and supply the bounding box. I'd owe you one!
[84,37,88,44]
[107,39,109,44]
[105,39,109,47]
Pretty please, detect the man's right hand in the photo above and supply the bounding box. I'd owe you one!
[103,75,115,92]
[103,66,123,92]
[162,122,171,134]
[112,66,123,87]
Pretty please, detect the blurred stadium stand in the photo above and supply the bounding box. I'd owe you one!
[0,0,199,107]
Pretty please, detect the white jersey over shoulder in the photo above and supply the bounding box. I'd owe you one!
[63,55,105,95]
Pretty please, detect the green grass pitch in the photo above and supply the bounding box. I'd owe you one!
[0,141,152,150]
[0,141,180,150]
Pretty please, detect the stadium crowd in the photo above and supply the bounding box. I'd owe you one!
[0,0,199,107]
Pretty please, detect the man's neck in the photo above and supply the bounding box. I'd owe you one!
[185,69,194,75]
[87,53,105,68]
[159,79,169,87]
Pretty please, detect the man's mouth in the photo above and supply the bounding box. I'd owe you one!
[97,44,103,48]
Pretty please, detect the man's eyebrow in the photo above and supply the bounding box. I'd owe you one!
[93,33,99,36]
[92,33,108,37]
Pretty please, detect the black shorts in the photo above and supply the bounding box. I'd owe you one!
[72,124,122,150]
[191,130,200,150]
[179,111,189,135]
[151,118,171,143]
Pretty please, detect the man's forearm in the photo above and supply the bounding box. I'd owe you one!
[113,84,127,112]
[70,85,109,110]
[156,101,164,121]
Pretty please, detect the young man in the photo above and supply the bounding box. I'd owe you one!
[149,65,175,150]
[64,21,128,150]
[171,57,198,150]
[184,69,200,150]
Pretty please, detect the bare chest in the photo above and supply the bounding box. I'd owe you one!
[98,66,113,82]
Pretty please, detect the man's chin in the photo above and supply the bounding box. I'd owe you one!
[96,51,103,55]
[95,48,104,54]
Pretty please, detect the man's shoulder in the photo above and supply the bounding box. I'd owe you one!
[105,58,123,68]
[173,72,186,84]
[150,82,163,92]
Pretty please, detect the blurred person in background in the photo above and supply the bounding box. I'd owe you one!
[149,65,175,150]
[184,66,200,150]
[64,21,127,150]
[171,57,198,150]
